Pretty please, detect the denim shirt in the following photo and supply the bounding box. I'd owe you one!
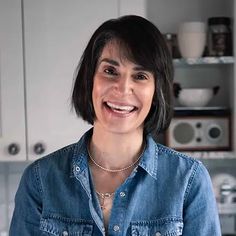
[10,129,221,236]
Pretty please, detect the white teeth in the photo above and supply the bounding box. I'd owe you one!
[106,102,135,112]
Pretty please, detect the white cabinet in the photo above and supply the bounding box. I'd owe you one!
[0,0,147,162]
[0,0,26,161]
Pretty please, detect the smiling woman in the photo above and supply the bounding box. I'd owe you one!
[72,16,174,137]
[10,15,221,236]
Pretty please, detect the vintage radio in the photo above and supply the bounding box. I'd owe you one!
[166,113,231,151]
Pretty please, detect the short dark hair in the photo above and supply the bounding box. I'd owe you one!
[72,15,174,138]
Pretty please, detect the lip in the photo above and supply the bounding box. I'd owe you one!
[103,101,138,117]
[106,101,135,111]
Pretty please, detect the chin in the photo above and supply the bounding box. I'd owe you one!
[103,123,144,136]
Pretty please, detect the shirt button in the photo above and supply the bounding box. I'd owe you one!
[132,229,139,236]
[156,232,161,236]
[120,191,126,197]
[113,225,120,232]
[62,231,69,236]
[75,166,80,172]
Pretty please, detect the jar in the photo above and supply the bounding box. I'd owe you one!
[163,33,181,58]
[163,33,174,57]
[208,17,232,56]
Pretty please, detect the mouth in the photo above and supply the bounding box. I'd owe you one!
[104,101,137,114]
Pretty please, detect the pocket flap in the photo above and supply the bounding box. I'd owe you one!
[131,218,183,236]
[40,217,93,236]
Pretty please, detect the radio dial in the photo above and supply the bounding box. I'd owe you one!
[208,126,221,139]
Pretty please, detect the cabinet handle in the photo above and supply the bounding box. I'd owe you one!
[8,143,20,155]
[34,143,46,155]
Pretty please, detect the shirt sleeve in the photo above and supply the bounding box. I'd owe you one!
[182,161,221,235]
[9,161,43,236]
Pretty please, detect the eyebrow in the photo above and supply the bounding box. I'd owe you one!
[99,58,150,72]
[99,58,119,66]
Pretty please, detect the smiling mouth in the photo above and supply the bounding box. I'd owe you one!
[105,101,137,114]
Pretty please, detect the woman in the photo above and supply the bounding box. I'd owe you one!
[10,15,221,235]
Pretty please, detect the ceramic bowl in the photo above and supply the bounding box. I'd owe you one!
[176,86,219,107]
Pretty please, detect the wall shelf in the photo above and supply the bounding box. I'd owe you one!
[173,56,234,66]
[183,151,236,159]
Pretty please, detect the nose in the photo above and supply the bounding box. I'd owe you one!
[114,76,133,95]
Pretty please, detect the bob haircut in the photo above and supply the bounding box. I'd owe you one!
[72,15,174,138]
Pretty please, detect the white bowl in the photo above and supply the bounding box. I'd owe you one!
[178,88,214,107]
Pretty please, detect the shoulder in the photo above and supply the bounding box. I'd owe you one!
[19,141,85,198]
[23,142,80,183]
[152,141,213,201]
[155,142,211,186]
[37,142,77,167]
[156,142,197,162]
[156,142,203,170]
[148,139,209,185]
[143,135,208,184]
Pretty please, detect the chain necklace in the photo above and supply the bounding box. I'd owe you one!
[96,191,115,210]
[87,143,145,173]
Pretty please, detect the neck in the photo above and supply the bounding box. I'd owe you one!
[89,126,144,170]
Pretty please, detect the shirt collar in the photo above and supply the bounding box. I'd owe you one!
[138,134,158,180]
[71,129,159,180]
[71,129,92,178]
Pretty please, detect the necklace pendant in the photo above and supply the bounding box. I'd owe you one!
[104,193,112,198]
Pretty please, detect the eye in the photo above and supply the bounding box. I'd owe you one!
[104,66,118,76]
[135,73,148,81]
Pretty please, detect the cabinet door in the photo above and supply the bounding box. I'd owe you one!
[0,0,26,161]
[24,0,119,160]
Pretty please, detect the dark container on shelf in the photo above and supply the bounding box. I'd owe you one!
[163,33,181,58]
[208,17,233,56]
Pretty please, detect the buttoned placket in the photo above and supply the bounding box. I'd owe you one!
[108,191,127,235]
[73,163,105,235]
[107,169,137,236]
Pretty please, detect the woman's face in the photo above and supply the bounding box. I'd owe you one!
[92,42,155,135]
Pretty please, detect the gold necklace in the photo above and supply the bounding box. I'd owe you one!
[96,191,115,210]
[87,143,145,173]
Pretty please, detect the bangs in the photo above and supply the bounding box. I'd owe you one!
[103,38,155,73]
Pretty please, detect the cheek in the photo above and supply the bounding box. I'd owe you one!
[93,76,114,94]
[92,79,102,102]
[92,79,110,106]
[143,87,155,105]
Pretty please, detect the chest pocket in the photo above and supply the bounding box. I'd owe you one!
[39,217,93,236]
[130,219,183,236]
